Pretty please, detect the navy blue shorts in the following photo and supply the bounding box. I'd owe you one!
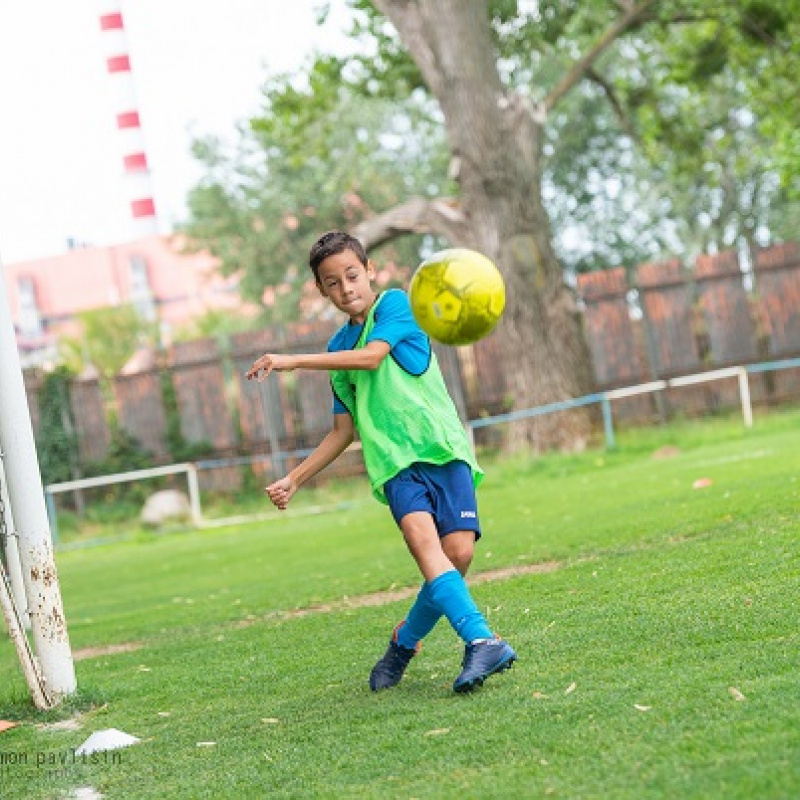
[383,460,481,540]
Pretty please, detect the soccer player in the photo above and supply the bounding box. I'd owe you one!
[246,230,516,693]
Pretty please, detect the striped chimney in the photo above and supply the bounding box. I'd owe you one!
[98,1,159,238]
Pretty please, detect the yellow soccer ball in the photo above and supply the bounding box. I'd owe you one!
[408,248,506,346]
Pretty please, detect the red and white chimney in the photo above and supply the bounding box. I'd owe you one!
[98,1,159,239]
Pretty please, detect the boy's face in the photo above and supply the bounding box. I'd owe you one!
[316,249,377,324]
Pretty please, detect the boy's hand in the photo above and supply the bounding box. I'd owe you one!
[265,476,297,510]
[246,353,296,381]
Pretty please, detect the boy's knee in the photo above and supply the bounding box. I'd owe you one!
[443,533,475,575]
[400,512,438,543]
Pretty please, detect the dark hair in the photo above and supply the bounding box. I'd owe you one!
[309,230,368,282]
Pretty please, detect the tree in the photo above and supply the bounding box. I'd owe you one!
[609,0,800,257]
[171,308,260,344]
[185,1,797,450]
[340,0,667,450]
[59,305,158,384]
[183,62,450,319]
[686,0,800,199]
[325,0,799,449]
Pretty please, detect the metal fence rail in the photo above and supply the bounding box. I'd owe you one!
[468,357,800,448]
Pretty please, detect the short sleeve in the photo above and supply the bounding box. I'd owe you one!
[366,290,418,349]
[368,290,431,376]
[332,394,349,414]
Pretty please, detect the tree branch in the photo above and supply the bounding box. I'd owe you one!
[543,0,658,116]
[352,197,467,250]
[370,0,446,97]
[740,14,788,50]
[585,67,639,142]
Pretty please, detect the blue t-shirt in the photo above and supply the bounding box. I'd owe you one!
[328,289,431,414]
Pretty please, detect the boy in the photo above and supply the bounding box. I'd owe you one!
[246,230,516,693]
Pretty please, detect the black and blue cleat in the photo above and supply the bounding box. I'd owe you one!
[453,636,517,693]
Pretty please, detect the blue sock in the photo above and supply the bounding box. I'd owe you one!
[427,569,493,644]
[396,583,442,649]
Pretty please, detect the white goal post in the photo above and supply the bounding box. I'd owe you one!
[0,456,29,628]
[0,257,76,706]
[0,557,50,709]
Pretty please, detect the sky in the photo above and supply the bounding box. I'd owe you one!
[0,1,351,265]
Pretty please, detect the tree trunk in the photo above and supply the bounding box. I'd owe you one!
[373,0,597,450]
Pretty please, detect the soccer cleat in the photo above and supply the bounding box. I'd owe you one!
[453,636,517,693]
[369,624,419,691]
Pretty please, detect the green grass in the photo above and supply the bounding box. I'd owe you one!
[1,410,799,798]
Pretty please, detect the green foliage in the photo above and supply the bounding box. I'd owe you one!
[517,0,799,261]
[171,308,258,344]
[738,0,800,197]
[34,368,79,486]
[58,304,159,380]
[326,1,426,99]
[346,0,799,259]
[74,422,158,512]
[83,424,154,479]
[184,0,800,293]
[160,372,215,463]
[182,62,446,317]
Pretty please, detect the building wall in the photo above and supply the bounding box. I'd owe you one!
[3,235,254,351]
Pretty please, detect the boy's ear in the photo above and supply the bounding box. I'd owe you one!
[366,259,376,278]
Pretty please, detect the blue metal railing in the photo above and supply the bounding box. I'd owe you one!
[466,356,800,449]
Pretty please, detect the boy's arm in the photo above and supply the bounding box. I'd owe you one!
[265,413,355,510]
[246,341,390,382]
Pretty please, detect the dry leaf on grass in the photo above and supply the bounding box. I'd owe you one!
[729,687,746,701]
[565,682,577,695]
[423,728,450,737]
[634,704,652,712]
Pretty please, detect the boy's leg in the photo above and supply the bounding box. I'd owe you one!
[373,463,515,692]
[370,523,477,690]
[441,530,475,576]
[401,513,516,693]
[400,513,491,642]
[369,512,449,691]
[395,530,474,649]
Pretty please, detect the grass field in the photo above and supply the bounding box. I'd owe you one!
[1,411,799,799]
